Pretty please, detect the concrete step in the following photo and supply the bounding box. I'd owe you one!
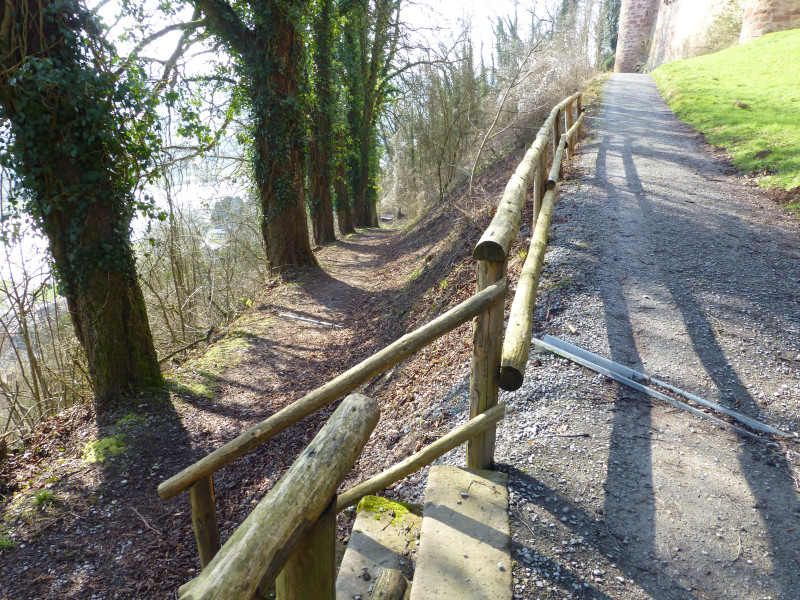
[336,496,421,600]
[409,466,512,600]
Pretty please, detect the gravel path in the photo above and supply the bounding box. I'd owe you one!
[407,74,800,600]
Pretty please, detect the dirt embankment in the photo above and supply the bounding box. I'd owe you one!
[0,145,530,599]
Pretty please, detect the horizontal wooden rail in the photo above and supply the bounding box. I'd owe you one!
[335,402,506,512]
[473,136,548,262]
[537,92,581,147]
[547,136,567,189]
[158,278,507,500]
[178,393,380,600]
[474,91,581,263]
[499,186,559,391]
[500,117,582,391]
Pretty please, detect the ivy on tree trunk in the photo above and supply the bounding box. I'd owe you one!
[308,0,337,246]
[0,0,163,404]
[338,0,402,229]
[334,156,356,235]
[193,0,317,272]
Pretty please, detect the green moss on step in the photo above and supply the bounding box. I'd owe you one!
[356,495,419,528]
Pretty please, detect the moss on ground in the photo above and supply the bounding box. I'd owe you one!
[83,435,127,463]
[167,321,265,400]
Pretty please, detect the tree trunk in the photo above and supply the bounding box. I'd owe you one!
[308,0,336,247]
[44,164,164,403]
[65,265,163,403]
[253,2,317,272]
[352,181,368,228]
[367,191,379,227]
[353,124,374,228]
[352,152,379,229]
[0,0,163,406]
[309,114,337,245]
[334,161,356,235]
[311,202,336,246]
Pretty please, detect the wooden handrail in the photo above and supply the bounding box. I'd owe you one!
[162,91,586,599]
[473,136,548,262]
[474,91,582,262]
[499,186,559,391]
[178,393,380,600]
[500,114,585,391]
[158,278,507,500]
[547,135,568,189]
[336,402,506,512]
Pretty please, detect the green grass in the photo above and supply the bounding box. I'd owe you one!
[33,489,57,510]
[0,535,16,552]
[653,29,800,193]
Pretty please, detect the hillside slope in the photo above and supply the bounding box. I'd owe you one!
[2,76,799,600]
[0,141,536,598]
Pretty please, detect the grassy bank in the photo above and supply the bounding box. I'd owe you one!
[653,29,800,202]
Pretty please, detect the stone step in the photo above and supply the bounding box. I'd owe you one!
[336,496,421,600]
[409,466,511,600]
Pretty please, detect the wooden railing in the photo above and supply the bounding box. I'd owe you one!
[161,91,584,600]
[500,102,585,391]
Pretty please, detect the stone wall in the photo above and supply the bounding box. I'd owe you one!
[648,0,744,67]
[614,0,659,72]
[615,0,800,72]
[740,0,800,41]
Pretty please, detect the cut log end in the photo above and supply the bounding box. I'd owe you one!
[371,568,408,600]
[499,366,524,391]
[473,241,507,263]
[157,481,173,500]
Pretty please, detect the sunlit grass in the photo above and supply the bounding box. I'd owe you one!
[653,29,800,192]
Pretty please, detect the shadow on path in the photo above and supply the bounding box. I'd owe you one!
[588,74,800,599]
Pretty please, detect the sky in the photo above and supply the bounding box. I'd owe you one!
[404,0,545,61]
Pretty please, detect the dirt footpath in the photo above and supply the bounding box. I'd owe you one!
[494,73,800,600]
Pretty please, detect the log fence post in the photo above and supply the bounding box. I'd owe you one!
[178,393,379,600]
[275,498,337,600]
[565,101,575,158]
[189,475,221,567]
[577,94,583,138]
[467,259,506,470]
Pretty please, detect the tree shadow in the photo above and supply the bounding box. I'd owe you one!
[0,387,202,598]
[586,74,800,599]
[503,464,693,599]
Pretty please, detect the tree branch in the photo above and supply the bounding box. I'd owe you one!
[191,0,255,57]
[117,18,208,75]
